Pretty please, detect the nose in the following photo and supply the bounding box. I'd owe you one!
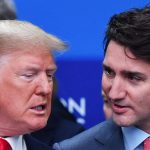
[108,77,126,101]
[35,74,52,96]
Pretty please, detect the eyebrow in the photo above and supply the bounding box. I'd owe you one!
[123,71,146,78]
[46,68,57,73]
[103,64,146,78]
[103,64,112,71]
[20,65,57,72]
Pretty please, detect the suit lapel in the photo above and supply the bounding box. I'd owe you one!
[94,120,125,150]
[24,134,52,150]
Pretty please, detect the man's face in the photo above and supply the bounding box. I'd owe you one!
[102,40,150,132]
[0,48,56,136]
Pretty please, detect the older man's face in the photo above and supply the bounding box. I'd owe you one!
[0,48,56,136]
[102,40,150,133]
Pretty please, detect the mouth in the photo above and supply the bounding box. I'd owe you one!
[111,103,128,114]
[31,105,46,111]
[30,104,47,114]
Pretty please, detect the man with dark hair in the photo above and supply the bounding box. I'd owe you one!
[53,5,150,150]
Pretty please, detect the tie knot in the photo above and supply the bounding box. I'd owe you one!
[144,137,150,150]
[0,138,12,150]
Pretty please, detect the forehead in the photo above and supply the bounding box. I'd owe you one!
[103,40,150,73]
[2,49,56,70]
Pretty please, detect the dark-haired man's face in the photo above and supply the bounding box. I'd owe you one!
[102,40,150,133]
[0,48,56,136]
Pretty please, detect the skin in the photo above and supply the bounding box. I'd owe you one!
[102,90,112,119]
[0,47,56,137]
[102,40,150,133]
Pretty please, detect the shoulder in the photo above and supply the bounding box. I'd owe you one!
[54,118,85,136]
[62,119,118,141]
[31,118,84,146]
[24,134,52,150]
[53,120,122,150]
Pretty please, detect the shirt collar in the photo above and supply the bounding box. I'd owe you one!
[4,135,27,150]
[122,126,150,150]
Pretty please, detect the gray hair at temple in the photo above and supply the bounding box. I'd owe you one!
[0,20,67,56]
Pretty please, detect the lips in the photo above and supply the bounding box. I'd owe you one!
[111,103,128,114]
[30,103,47,113]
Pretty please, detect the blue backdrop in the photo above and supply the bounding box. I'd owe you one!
[15,0,150,128]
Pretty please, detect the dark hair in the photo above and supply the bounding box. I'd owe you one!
[104,5,150,63]
[0,0,17,20]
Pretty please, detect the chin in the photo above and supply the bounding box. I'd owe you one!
[28,119,48,132]
[113,114,134,127]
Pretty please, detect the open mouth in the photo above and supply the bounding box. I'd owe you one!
[31,105,46,111]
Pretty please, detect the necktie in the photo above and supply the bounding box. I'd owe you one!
[144,138,150,150]
[0,138,12,150]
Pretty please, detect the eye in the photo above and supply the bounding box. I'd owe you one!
[20,73,35,80]
[19,70,37,81]
[125,72,146,85]
[103,66,115,78]
[127,73,142,81]
[46,72,54,81]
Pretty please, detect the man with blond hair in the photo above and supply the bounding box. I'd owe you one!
[0,20,66,150]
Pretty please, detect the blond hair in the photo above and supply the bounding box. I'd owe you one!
[0,20,67,54]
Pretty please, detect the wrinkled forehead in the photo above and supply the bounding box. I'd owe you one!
[0,44,54,69]
[13,50,56,68]
[0,37,52,57]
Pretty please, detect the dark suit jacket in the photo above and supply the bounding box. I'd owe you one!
[53,120,125,150]
[24,134,52,150]
[31,118,84,147]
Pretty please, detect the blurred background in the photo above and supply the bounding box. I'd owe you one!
[14,0,150,128]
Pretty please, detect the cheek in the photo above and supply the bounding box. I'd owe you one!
[102,74,110,92]
[0,96,23,122]
[0,80,35,110]
[6,85,34,104]
[48,93,52,104]
[140,87,150,102]
[127,87,150,114]
[129,86,150,103]
[103,105,112,119]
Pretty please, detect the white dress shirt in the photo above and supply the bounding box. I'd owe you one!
[122,126,150,150]
[3,135,27,150]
